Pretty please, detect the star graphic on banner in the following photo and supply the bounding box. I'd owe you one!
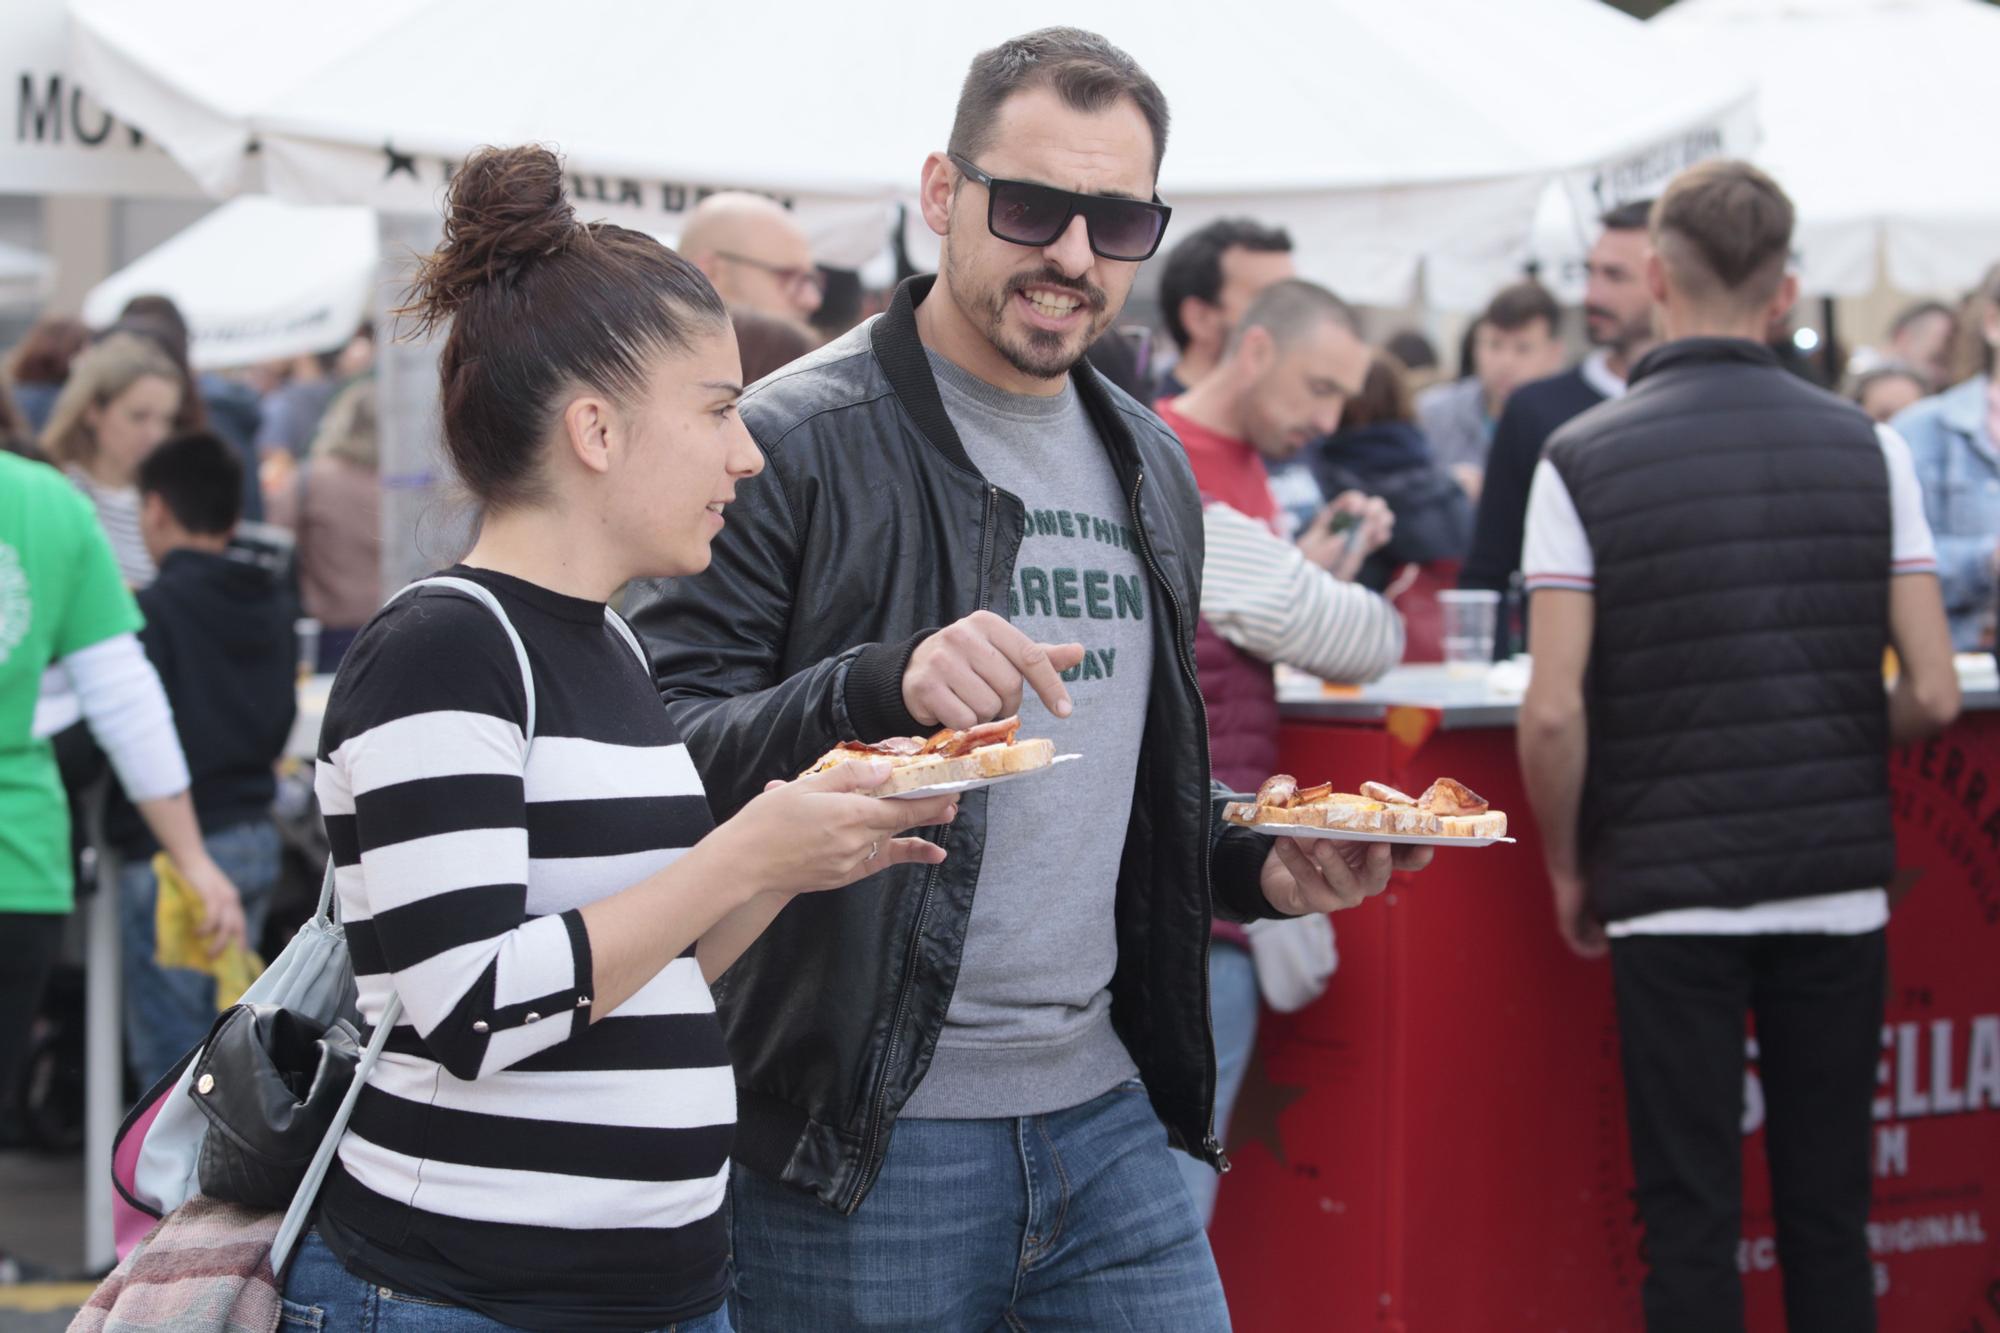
[382,142,419,182]
[1225,1033,1309,1167]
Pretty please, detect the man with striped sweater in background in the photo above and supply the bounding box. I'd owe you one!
[1154,278,1405,1219]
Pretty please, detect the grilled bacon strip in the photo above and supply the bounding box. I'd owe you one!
[803,716,1037,781]
[953,716,1022,755]
[830,735,929,758]
[1257,774,1300,808]
[1360,781,1416,806]
[922,716,1022,758]
[1418,778,1489,816]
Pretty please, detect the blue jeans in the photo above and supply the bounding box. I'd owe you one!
[281,1230,732,1332]
[117,818,281,1087]
[1175,939,1259,1224]
[731,1078,1231,1331]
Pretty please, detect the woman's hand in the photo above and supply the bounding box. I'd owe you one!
[716,759,956,897]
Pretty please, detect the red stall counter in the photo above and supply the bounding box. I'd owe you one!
[1207,667,2000,1332]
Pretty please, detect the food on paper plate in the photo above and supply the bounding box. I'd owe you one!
[800,716,1057,796]
[1223,774,1508,840]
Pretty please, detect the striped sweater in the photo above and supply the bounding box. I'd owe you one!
[311,568,732,1332]
[67,468,156,588]
[1201,502,1405,684]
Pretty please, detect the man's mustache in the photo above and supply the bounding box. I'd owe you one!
[1006,269,1107,311]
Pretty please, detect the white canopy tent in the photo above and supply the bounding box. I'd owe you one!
[1537,0,2000,302]
[0,240,57,307]
[2,0,201,197]
[82,195,378,369]
[1657,0,2000,298]
[68,0,1757,309]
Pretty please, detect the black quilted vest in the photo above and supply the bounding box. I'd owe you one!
[1545,338,1897,922]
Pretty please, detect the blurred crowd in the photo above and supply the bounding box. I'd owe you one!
[5,176,2000,1161]
[0,294,385,1183]
[2,116,1998,1322]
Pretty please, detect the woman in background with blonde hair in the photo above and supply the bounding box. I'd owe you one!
[42,333,184,588]
[269,377,381,672]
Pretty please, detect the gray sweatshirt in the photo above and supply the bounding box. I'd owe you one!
[897,351,1155,1118]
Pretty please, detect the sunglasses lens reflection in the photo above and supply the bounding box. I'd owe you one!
[989,181,1072,247]
[1084,201,1165,261]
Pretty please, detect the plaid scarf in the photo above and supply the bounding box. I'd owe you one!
[71,1195,281,1333]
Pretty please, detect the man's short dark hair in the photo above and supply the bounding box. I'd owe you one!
[1157,218,1293,351]
[1890,299,1954,338]
[137,432,242,535]
[1651,160,1795,307]
[1599,199,1654,232]
[948,28,1170,183]
[1227,279,1358,356]
[1483,280,1560,335]
[120,294,190,344]
[1384,330,1439,373]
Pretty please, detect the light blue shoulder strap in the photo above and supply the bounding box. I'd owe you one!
[602,605,649,671]
[402,575,539,742]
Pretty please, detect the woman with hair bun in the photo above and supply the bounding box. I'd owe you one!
[283,145,958,1332]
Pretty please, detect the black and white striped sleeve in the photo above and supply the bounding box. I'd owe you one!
[318,602,594,1081]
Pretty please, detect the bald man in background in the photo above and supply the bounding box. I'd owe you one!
[678,192,826,323]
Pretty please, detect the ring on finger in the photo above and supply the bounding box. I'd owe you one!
[866,840,880,862]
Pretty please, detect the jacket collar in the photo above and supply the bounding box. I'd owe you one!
[870,275,1142,479]
[1626,336,1778,388]
[1937,374,1993,439]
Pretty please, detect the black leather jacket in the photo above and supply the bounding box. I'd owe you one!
[631,277,1277,1213]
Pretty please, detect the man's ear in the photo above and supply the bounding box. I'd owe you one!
[137,490,175,555]
[1766,270,1801,334]
[561,394,616,476]
[1236,324,1277,377]
[918,152,958,241]
[1644,250,1671,306]
[1180,297,1220,355]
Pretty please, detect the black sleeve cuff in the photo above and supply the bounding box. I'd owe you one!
[561,908,595,1024]
[1211,823,1284,923]
[843,628,937,741]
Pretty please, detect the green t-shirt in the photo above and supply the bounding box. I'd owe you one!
[0,453,144,913]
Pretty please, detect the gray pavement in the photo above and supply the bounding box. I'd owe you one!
[0,1150,90,1331]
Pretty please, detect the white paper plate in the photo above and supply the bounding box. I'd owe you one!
[1239,820,1514,849]
[883,753,1083,800]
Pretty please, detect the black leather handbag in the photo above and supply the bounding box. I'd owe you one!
[188,1003,361,1210]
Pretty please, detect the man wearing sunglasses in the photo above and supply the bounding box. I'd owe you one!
[678,190,826,324]
[635,26,1432,1330]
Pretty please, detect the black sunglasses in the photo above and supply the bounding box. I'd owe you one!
[948,153,1172,262]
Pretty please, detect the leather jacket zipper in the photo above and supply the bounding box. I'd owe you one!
[846,484,1001,1213]
[1125,469,1228,1172]
[846,860,940,1213]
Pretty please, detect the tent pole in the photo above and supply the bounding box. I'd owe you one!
[1820,295,1841,386]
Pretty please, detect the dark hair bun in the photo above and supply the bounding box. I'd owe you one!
[401,144,578,335]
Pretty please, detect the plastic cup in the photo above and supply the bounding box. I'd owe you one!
[1438,590,1499,677]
